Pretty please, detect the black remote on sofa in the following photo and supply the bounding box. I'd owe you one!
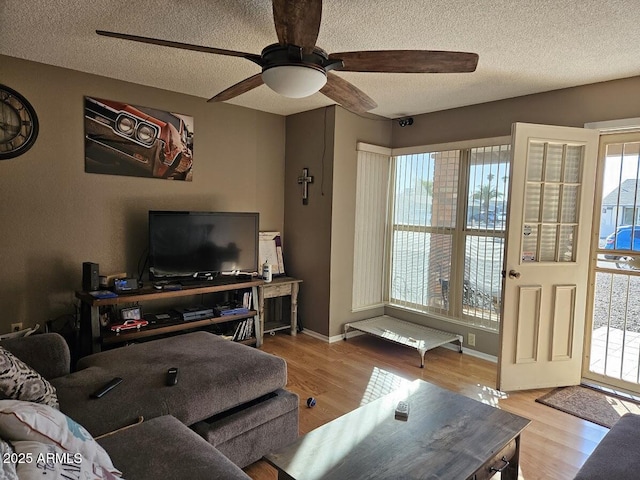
[166,367,178,386]
[90,377,123,398]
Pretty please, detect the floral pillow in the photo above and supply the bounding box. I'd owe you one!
[0,347,58,409]
[0,400,121,477]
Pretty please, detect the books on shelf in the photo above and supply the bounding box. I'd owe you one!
[232,319,254,342]
[215,292,252,317]
[242,291,252,309]
[216,306,250,316]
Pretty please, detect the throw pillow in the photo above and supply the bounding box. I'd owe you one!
[12,441,122,480]
[0,401,121,477]
[0,437,18,480]
[0,347,58,409]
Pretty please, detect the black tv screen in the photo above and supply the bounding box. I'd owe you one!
[148,211,259,279]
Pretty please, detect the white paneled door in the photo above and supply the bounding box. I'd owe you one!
[497,123,599,391]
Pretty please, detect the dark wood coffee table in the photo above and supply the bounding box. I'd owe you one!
[265,379,530,480]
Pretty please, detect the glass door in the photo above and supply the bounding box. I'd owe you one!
[586,133,640,393]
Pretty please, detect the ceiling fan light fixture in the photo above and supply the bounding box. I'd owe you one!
[262,65,327,98]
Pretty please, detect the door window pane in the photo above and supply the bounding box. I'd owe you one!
[522,224,539,261]
[522,141,583,263]
[542,184,561,223]
[524,185,541,222]
[527,143,544,181]
[561,186,579,223]
[565,146,583,183]
[545,144,564,182]
[539,225,558,262]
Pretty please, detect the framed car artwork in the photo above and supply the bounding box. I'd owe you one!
[84,96,194,180]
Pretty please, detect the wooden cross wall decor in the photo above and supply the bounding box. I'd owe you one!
[297,168,314,205]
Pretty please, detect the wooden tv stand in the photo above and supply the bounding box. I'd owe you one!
[76,278,263,355]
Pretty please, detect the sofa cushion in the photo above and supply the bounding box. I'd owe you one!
[98,415,251,480]
[0,400,121,476]
[193,388,298,446]
[0,347,58,408]
[574,412,640,480]
[0,333,70,381]
[57,331,287,436]
[193,388,299,468]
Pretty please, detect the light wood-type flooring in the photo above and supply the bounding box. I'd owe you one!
[244,332,608,480]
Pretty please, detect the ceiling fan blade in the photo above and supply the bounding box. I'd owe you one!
[320,72,377,114]
[272,0,322,53]
[207,74,264,103]
[329,50,479,73]
[96,30,263,65]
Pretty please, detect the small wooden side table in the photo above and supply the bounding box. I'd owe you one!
[258,276,302,343]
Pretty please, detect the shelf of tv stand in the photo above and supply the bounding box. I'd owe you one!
[76,278,263,355]
[76,278,264,306]
[101,311,258,346]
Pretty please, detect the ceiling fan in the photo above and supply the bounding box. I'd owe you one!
[97,0,478,114]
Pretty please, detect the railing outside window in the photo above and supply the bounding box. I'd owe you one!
[389,143,510,331]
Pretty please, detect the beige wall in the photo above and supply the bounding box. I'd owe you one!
[5,52,640,356]
[329,109,392,337]
[388,75,640,357]
[0,55,285,332]
[392,75,640,148]
[284,75,640,349]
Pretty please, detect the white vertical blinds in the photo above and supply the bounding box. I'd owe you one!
[352,147,391,311]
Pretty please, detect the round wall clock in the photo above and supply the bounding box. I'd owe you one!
[0,84,39,160]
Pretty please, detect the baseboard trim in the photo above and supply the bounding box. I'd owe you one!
[440,342,498,363]
[301,329,364,343]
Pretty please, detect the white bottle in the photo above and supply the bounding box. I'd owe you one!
[262,261,272,283]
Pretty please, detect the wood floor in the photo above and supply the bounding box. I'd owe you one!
[243,332,608,480]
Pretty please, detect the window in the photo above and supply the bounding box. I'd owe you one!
[389,142,510,331]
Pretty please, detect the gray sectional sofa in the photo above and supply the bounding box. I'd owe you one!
[574,412,640,480]
[2,331,299,479]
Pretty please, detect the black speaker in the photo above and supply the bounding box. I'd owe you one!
[82,262,99,292]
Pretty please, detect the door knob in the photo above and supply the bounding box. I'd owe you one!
[508,270,521,279]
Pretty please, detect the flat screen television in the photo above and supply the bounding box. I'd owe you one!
[148,211,259,280]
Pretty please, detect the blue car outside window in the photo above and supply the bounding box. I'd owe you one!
[606,226,640,251]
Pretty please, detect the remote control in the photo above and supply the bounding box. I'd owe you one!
[166,367,179,386]
[90,377,123,399]
[395,401,409,420]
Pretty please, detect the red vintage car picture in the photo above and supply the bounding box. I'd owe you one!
[84,97,193,180]
[110,319,149,333]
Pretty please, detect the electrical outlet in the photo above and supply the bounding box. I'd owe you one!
[11,323,23,332]
[468,333,476,347]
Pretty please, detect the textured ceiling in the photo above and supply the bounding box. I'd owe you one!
[2,0,639,118]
